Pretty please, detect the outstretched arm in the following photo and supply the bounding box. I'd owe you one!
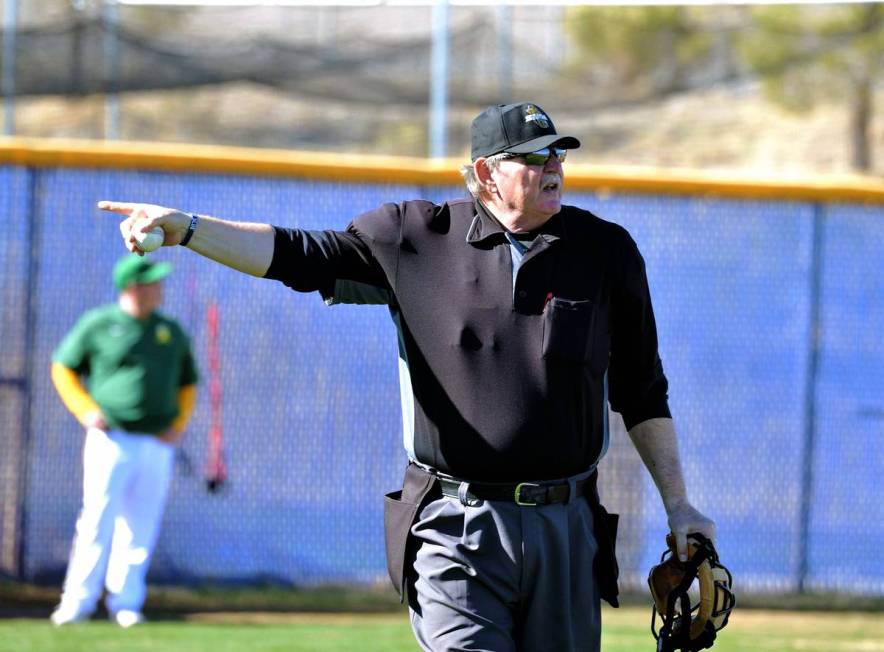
[628,416,716,561]
[98,201,275,277]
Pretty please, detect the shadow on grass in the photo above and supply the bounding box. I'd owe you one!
[0,577,407,621]
[3,577,881,622]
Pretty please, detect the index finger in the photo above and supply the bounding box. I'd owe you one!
[97,200,138,215]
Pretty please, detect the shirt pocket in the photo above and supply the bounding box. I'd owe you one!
[542,297,595,364]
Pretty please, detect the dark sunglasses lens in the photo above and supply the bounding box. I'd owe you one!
[522,148,550,165]
[522,148,567,165]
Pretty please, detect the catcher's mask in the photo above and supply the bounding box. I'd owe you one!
[648,533,735,652]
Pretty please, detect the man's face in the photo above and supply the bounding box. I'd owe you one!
[127,281,163,316]
[487,151,564,228]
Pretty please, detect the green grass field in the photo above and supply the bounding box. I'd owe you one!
[2,607,882,652]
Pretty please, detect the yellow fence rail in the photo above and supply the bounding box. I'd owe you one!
[2,137,884,205]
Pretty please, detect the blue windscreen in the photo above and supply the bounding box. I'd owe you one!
[1,164,880,595]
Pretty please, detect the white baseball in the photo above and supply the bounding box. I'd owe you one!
[134,226,165,253]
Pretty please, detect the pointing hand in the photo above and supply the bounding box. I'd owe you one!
[98,201,191,255]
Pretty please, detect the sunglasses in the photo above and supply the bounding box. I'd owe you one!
[502,147,568,166]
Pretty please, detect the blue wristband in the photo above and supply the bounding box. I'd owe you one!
[179,213,198,247]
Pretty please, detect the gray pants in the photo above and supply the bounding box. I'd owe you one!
[407,479,601,652]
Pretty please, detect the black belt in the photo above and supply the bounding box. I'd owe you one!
[438,476,588,506]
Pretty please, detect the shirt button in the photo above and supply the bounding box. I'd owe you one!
[518,290,528,299]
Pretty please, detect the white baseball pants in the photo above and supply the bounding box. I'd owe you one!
[56,427,174,616]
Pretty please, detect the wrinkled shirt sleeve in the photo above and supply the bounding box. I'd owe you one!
[607,233,671,430]
[263,204,402,294]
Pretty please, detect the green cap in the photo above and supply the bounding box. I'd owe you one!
[113,254,172,291]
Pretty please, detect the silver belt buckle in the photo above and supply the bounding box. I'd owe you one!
[514,482,543,506]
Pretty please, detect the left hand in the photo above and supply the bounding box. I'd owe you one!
[666,499,716,561]
[157,428,184,446]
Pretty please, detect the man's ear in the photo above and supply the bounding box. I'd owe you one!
[474,158,496,194]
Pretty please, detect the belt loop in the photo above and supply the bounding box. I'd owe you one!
[457,481,479,507]
[567,477,578,505]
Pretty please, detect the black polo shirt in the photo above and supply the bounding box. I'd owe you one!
[265,198,670,482]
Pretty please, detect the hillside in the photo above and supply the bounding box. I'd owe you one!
[15,80,883,180]
[7,3,883,179]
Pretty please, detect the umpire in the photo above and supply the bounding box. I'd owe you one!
[100,101,715,651]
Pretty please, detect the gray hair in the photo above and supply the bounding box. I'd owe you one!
[460,152,518,198]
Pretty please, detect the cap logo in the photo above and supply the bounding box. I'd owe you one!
[523,105,550,129]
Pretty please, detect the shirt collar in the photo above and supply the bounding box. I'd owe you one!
[465,200,507,244]
[466,199,564,246]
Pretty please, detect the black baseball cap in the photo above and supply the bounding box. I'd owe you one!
[470,102,580,161]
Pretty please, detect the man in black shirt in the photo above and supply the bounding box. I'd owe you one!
[100,101,715,652]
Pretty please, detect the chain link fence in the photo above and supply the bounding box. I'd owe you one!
[1,154,882,595]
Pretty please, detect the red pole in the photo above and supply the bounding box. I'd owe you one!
[206,300,227,492]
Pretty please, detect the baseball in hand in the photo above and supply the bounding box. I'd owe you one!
[134,226,165,253]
